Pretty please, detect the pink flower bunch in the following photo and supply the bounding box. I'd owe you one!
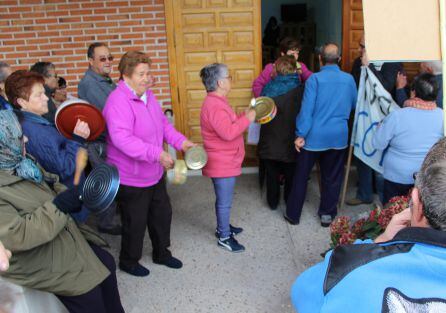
[330,195,410,247]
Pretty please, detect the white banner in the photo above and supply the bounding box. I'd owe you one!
[351,67,400,173]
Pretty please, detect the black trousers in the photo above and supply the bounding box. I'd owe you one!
[262,159,295,209]
[383,179,413,204]
[57,245,124,313]
[117,178,173,267]
[286,149,346,222]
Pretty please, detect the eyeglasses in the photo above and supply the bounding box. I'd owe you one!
[47,73,58,79]
[222,75,232,80]
[99,55,114,62]
[359,44,366,49]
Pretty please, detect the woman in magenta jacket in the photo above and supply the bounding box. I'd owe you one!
[200,63,256,253]
[103,51,195,277]
[252,37,312,97]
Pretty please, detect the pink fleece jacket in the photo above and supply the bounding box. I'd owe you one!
[103,80,186,187]
[252,62,312,97]
[200,92,250,178]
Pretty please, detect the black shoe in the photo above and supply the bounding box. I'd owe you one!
[214,224,243,239]
[154,256,183,269]
[98,225,122,236]
[218,235,245,253]
[320,215,333,228]
[119,262,150,277]
[283,214,299,225]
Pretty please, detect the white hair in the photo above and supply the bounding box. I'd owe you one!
[423,61,442,75]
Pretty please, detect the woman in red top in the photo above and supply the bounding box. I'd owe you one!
[200,63,256,252]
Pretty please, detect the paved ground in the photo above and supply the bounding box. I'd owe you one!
[100,170,375,313]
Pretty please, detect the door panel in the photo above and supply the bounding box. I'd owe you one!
[342,0,419,79]
[165,0,262,164]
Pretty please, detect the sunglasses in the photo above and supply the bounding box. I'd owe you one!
[99,55,114,62]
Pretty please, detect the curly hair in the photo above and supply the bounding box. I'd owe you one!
[118,51,152,80]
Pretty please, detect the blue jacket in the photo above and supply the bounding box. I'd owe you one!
[20,111,84,187]
[291,227,446,313]
[372,107,443,184]
[0,95,12,110]
[296,65,357,151]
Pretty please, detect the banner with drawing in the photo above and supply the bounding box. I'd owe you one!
[351,67,400,174]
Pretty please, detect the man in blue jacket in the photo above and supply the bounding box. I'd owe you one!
[284,43,357,227]
[291,138,446,312]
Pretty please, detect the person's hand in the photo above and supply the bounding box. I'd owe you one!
[396,72,407,89]
[160,151,174,169]
[245,109,256,123]
[294,137,305,152]
[0,241,11,272]
[73,119,91,139]
[375,208,411,243]
[181,139,196,152]
[361,50,369,66]
[53,186,82,214]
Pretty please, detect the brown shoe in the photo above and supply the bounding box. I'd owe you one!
[345,198,372,206]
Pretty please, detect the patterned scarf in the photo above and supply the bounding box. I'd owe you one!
[403,97,437,110]
[0,110,42,182]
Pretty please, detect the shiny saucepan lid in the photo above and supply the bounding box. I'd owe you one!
[184,146,208,170]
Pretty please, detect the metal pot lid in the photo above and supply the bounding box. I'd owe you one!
[82,163,120,214]
[251,97,276,120]
[184,146,208,170]
[55,98,106,141]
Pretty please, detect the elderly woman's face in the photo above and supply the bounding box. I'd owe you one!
[125,63,153,97]
[18,83,49,116]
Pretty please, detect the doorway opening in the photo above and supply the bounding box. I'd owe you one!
[260,0,343,72]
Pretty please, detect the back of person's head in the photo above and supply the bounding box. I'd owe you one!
[87,42,108,59]
[320,43,340,65]
[5,70,45,109]
[279,37,301,55]
[415,138,446,231]
[199,63,228,92]
[275,55,297,75]
[58,76,67,88]
[118,51,151,80]
[0,62,11,84]
[412,73,439,101]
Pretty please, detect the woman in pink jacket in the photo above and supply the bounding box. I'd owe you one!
[200,63,256,252]
[103,51,194,277]
[252,37,312,97]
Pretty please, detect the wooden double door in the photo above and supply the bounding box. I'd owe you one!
[164,0,262,163]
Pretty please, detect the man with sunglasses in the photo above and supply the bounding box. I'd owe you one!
[78,42,121,236]
[78,42,116,111]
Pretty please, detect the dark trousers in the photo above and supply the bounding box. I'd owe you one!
[383,179,413,204]
[57,245,124,313]
[262,159,295,209]
[286,149,346,222]
[117,178,172,267]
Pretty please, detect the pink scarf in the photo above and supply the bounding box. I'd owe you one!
[403,97,437,110]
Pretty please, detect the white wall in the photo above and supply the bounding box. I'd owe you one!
[261,0,343,47]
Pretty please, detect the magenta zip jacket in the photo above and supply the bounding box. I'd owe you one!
[103,80,186,187]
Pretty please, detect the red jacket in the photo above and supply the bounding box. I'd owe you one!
[200,92,250,178]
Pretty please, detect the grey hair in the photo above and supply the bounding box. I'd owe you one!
[321,42,340,65]
[0,62,11,84]
[423,61,442,75]
[199,63,228,92]
[415,138,446,231]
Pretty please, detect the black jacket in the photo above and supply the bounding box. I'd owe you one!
[258,86,304,163]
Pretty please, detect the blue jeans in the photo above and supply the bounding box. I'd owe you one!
[212,177,236,238]
[356,158,384,203]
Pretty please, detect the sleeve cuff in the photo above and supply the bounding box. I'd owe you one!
[71,134,87,145]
